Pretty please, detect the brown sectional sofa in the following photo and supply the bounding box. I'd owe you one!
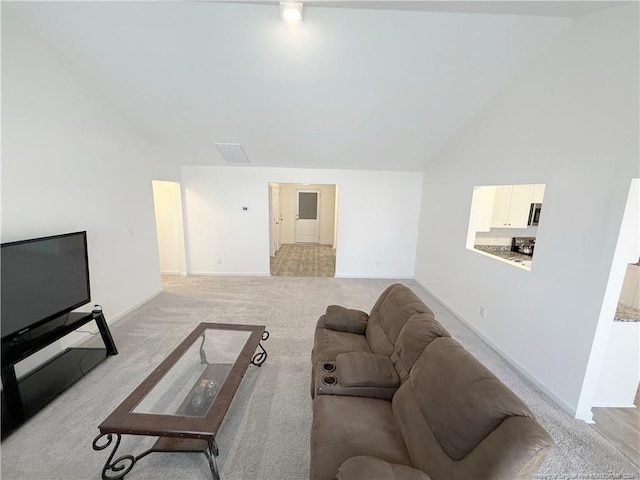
[311,283,450,399]
[310,283,553,480]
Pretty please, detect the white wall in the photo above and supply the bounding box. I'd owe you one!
[181,166,422,278]
[319,184,337,246]
[414,4,639,417]
[2,9,172,373]
[592,322,639,407]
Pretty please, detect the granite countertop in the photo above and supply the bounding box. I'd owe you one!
[615,303,640,322]
[473,245,532,265]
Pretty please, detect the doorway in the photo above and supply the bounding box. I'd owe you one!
[151,180,187,276]
[585,178,639,466]
[268,183,338,277]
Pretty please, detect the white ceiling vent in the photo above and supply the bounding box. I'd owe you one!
[215,143,250,164]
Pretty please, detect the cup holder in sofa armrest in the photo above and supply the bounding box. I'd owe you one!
[314,360,397,400]
[322,375,337,386]
[322,362,336,373]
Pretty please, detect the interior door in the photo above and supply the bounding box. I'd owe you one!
[296,190,320,243]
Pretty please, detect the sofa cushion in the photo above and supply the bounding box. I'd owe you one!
[336,352,400,388]
[412,338,533,461]
[392,374,453,476]
[391,337,552,479]
[313,328,371,363]
[310,395,411,480]
[317,305,369,334]
[391,313,451,382]
[337,456,431,480]
[366,284,435,357]
[440,415,554,479]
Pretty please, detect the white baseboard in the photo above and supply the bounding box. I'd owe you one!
[591,403,636,408]
[160,270,187,276]
[575,409,594,423]
[414,279,579,420]
[189,271,271,277]
[109,289,164,325]
[335,274,414,279]
[67,288,163,344]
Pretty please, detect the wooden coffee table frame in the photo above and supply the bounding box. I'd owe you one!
[93,322,269,480]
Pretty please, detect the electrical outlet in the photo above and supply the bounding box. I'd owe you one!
[217,257,223,265]
[479,306,487,318]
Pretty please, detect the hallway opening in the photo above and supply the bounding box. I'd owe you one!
[268,183,338,277]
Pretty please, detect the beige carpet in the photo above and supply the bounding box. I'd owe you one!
[1,276,638,479]
[270,243,335,277]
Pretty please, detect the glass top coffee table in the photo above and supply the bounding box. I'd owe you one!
[93,323,269,480]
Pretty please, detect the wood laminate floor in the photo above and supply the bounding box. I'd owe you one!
[591,386,640,467]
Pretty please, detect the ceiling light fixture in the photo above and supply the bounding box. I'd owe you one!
[280,2,303,23]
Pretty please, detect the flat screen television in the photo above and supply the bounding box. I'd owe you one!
[1,231,91,342]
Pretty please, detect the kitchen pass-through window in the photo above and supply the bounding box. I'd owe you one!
[466,184,546,271]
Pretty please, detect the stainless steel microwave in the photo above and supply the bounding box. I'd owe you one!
[528,203,542,226]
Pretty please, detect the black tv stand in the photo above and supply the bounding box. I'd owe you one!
[1,312,118,440]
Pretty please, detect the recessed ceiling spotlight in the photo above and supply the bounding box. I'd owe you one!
[280,2,303,23]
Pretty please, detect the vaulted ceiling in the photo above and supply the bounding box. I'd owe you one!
[4,1,623,171]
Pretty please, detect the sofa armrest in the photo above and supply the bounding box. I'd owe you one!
[338,456,431,480]
[336,352,400,388]
[316,305,368,334]
[444,416,553,480]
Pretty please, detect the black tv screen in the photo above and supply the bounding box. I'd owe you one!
[1,231,91,341]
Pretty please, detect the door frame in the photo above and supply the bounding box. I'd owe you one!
[268,184,282,256]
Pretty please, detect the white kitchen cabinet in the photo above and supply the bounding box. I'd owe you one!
[472,186,496,233]
[531,184,546,204]
[490,186,510,228]
[491,184,534,228]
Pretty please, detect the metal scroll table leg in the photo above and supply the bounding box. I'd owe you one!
[92,433,154,480]
[251,330,269,367]
[95,432,222,480]
[203,439,220,480]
